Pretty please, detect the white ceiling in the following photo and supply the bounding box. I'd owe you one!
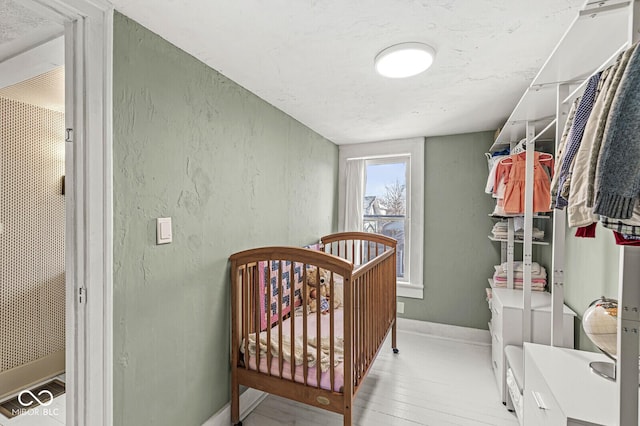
[0,0,588,144]
[111,0,586,144]
[0,1,64,111]
[0,0,62,62]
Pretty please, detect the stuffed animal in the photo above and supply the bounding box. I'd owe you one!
[305,267,341,313]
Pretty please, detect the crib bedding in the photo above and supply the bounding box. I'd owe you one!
[243,307,345,392]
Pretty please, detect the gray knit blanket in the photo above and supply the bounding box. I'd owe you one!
[595,43,640,219]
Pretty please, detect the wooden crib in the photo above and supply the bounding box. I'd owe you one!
[229,232,398,426]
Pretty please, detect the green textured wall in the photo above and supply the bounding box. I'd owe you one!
[563,222,620,351]
[112,13,338,426]
[399,131,500,329]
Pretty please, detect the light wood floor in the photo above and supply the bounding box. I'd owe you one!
[242,330,518,426]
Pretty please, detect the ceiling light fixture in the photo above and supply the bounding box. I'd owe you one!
[374,42,436,78]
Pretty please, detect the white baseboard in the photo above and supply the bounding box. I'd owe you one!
[201,388,267,426]
[397,318,491,345]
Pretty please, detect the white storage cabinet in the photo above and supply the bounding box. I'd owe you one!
[489,287,575,405]
[523,343,640,425]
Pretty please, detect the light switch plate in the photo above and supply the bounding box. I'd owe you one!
[156,217,172,245]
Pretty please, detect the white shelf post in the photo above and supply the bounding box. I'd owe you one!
[617,3,640,424]
[507,218,514,289]
[551,83,570,347]
[617,246,640,425]
[506,140,519,291]
[523,122,535,344]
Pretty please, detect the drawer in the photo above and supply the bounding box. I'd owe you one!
[491,304,502,335]
[524,388,565,425]
[491,332,504,401]
[524,352,567,425]
[491,334,502,372]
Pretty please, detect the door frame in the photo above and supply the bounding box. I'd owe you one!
[21,1,114,424]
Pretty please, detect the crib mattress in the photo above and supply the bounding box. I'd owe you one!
[245,308,345,393]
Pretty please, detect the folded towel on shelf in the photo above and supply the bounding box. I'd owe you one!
[492,281,546,291]
[493,274,547,282]
[493,262,547,291]
[496,262,545,276]
[491,222,545,241]
[507,261,542,274]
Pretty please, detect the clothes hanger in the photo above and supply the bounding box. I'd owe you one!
[497,151,554,166]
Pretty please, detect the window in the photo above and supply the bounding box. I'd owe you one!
[363,158,408,280]
[339,138,424,299]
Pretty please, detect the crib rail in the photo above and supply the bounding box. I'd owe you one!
[321,231,396,266]
[230,232,397,426]
[349,249,396,392]
[321,232,397,396]
[230,247,353,412]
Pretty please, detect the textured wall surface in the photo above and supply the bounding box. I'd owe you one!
[112,13,338,426]
[0,96,65,372]
[563,223,619,351]
[399,131,499,329]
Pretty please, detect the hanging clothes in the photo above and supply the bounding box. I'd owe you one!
[594,43,640,219]
[550,97,579,209]
[555,72,602,209]
[575,223,597,238]
[613,232,640,246]
[567,65,614,227]
[602,218,640,237]
[599,201,640,237]
[496,151,553,215]
[485,154,509,194]
[587,44,639,208]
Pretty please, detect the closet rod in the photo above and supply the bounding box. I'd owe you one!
[579,0,630,18]
[506,114,555,125]
[530,79,584,90]
[561,42,628,105]
[527,119,557,145]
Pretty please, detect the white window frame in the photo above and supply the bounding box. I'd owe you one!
[339,138,424,299]
[362,156,410,281]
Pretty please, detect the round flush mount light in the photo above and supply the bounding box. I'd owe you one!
[374,42,436,78]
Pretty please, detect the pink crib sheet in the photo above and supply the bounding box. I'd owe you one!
[246,308,345,393]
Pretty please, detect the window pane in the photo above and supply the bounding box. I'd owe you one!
[364,162,406,217]
[363,161,407,279]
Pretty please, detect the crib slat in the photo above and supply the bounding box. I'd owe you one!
[363,270,368,370]
[302,264,309,386]
[366,269,371,367]
[357,276,363,384]
[290,260,295,381]
[266,261,272,376]
[242,266,248,370]
[367,269,371,365]
[329,271,335,392]
[377,264,381,350]
[343,272,353,421]
[315,266,321,389]
[278,260,284,379]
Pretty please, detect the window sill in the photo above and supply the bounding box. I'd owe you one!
[397,281,423,299]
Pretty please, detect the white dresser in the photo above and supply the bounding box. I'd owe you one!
[523,343,639,425]
[488,287,576,404]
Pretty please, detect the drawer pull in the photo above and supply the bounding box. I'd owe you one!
[493,360,497,369]
[532,391,548,410]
